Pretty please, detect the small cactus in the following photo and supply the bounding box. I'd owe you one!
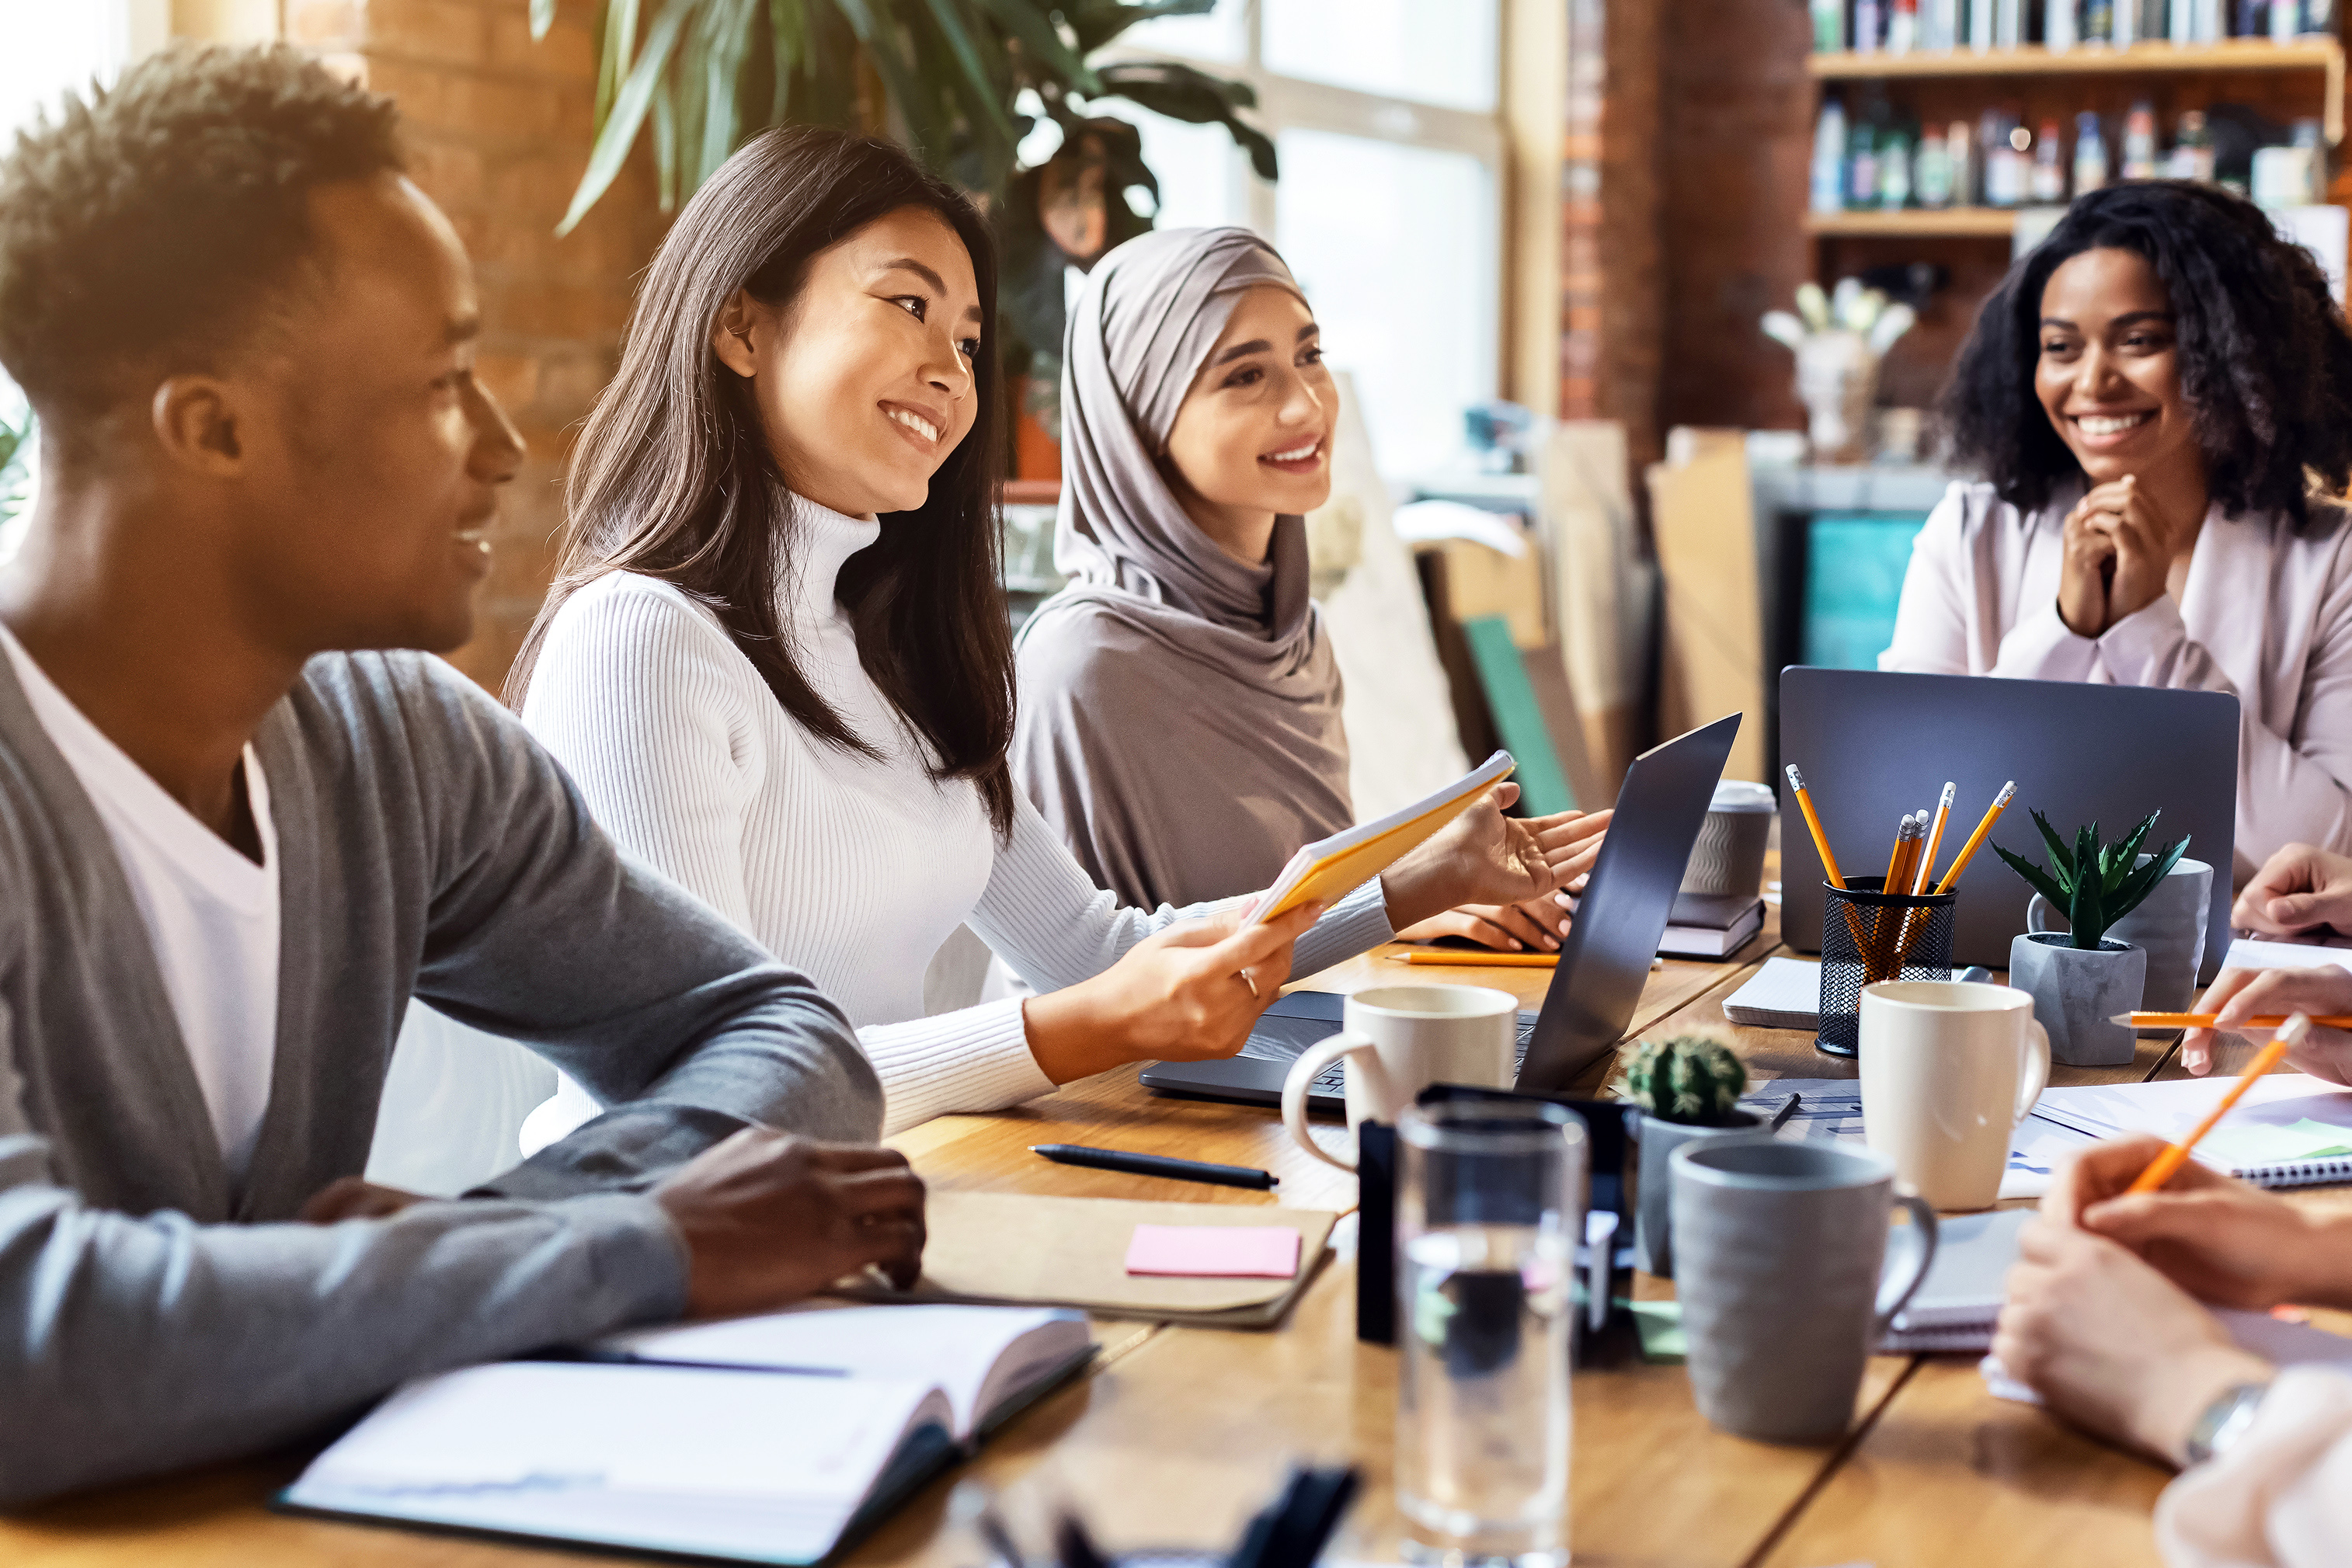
[1613,1031,1749,1126]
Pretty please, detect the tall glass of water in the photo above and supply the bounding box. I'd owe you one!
[1395,1099,1585,1568]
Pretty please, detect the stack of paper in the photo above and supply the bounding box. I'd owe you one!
[1723,957,1821,1029]
[1880,1209,2033,1353]
[2030,1073,2352,1188]
[2222,936,2352,973]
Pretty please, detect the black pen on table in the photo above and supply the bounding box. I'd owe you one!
[1032,1142,1278,1190]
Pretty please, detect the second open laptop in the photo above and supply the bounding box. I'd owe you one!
[1139,713,1742,1113]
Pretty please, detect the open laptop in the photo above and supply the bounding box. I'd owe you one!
[1778,667,2238,979]
[1140,712,1742,1113]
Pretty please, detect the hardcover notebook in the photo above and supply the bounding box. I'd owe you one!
[2030,1073,2352,1188]
[1657,892,1765,959]
[1248,749,1515,923]
[278,1306,1094,1566]
[840,1191,1340,1326]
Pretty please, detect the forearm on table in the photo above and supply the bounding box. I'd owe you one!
[860,1000,1058,1135]
[0,1186,684,1507]
[467,979,881,1201]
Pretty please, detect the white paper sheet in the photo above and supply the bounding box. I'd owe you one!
[2222,936,2352,973]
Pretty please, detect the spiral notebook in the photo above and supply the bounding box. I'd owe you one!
[2029,1073,2352,1188]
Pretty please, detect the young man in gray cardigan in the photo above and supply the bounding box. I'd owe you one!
[0,47,925,1505]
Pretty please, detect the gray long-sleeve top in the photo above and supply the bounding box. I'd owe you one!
[0,649,880,1506]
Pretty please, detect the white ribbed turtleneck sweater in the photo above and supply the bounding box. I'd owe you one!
[520,492,1393,1137]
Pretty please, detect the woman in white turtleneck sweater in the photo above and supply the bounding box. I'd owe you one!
[505,130,1595,1143]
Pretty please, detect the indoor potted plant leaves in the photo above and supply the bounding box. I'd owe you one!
[1994,809,2188,1066]
[1613,1032,1757,1278]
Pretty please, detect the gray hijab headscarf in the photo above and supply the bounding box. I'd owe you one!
[1011,227,1352,910]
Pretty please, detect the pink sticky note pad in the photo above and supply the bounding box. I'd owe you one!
[1125,1223,1301,1279]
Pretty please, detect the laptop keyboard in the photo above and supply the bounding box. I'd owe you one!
[1305,1020,1538,1094]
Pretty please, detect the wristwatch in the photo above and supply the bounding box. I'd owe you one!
[2185,1380,2274,1466]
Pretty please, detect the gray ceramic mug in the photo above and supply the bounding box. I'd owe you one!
[1670,1136,1937,1442]
[2028,855,2212,1013]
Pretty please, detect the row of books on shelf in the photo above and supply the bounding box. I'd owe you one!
[1816,0,2336,55]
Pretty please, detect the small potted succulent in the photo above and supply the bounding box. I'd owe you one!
[1995,810,2188,1066]
[1615,1031,1757,1278]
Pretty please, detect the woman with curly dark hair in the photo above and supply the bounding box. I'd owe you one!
[1881,180,2352,882]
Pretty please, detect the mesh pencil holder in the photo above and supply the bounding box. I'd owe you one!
[1815,878,1959,1059]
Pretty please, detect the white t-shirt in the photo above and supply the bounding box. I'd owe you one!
[0,624,279,1178]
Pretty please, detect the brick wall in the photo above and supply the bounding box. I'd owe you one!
[286,0,667,694]
[1559,0,1665,468]
[1654,0,1814,440]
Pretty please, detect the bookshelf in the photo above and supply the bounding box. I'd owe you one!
[1809,39,2344,141]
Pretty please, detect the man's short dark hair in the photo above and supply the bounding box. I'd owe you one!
[0,44,402,428]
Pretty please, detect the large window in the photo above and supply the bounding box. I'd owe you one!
[1112,0,1502,483]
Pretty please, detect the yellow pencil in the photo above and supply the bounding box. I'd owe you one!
[1398,950,1558,968]
[2125,1015,2308,1194]
[1915,782,1956,895]
[1783,764,1846,888]
[1933,781,2018,895]
[2115,1012,2352,1030]
[1882,811,1920,896]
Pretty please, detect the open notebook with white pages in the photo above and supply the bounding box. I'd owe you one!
[278,1306,1094,1566]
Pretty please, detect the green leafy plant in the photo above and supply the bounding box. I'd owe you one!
[1993,809,2190,952]
[526,2,1278,419]
[0,407,31,536]
[1612,1033,1749,1128]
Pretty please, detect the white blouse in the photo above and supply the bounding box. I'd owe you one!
[518,492,1393,1138]
[2159,1368,2352,1567]
[1881,480,2352,885]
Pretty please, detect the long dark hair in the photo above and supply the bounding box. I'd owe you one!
[511,126,1014,833]
[1942,179,2352,526]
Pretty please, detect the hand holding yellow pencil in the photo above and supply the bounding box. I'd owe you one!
[2124,1013,2310,1194]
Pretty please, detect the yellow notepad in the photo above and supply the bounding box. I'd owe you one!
[1247,749,1516,924]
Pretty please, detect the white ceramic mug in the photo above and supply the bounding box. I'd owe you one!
[1280,985,1517,1172]
[1858,980,2051,1211]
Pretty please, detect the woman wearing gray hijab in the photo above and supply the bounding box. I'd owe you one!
[1014,228,1604,951]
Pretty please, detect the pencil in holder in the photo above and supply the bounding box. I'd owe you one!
[1816,878,1959,1059]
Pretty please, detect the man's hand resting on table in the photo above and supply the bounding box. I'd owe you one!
[656,1128,927,1317]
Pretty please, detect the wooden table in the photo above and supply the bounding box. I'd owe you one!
[0,929,2267,1568]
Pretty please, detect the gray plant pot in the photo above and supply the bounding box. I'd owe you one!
[2009,932,2145,1067]
[1633,1109,1762,1278]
